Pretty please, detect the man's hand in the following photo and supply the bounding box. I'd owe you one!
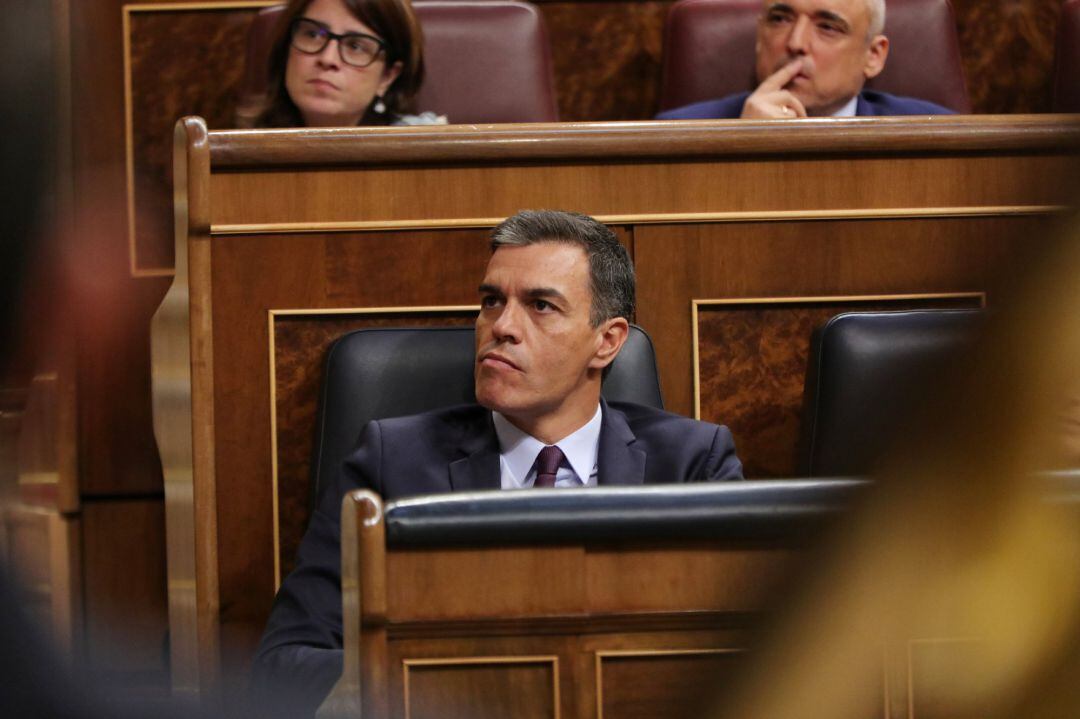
[740,60,808,119]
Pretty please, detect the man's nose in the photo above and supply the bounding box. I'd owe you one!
[787,15,811,55]
[490,300,523,343]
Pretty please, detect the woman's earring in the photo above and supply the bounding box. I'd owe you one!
[373,96,386,114]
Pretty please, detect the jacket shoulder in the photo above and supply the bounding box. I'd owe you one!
[859,90,956,116]
[655,92,750,120]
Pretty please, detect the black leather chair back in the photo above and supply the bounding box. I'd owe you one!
[311,325,663,502]
[797,309,982,477]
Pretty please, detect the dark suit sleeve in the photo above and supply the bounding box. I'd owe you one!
[249,420,384,718]
[703,424,743,481]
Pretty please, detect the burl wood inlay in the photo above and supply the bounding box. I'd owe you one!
[273,311,476,577]
[129,8,260,271]
[539,1,671,121]
[953,0,1062,113]
[696,297,981,478]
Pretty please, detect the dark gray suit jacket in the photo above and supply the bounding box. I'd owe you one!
[251,400,742,716]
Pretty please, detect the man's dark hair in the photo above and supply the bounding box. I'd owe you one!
[489,210,635,327]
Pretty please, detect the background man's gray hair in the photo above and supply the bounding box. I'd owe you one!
[867,0,885,38]
[490,209,636,327]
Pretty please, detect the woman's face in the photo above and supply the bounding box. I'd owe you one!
[284,0,402,126]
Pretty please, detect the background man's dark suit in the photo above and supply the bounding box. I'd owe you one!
[251,398,742,715]
[656,89,955,120]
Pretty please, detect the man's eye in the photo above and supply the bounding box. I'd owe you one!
[766,11,792,24]
[818,22,843,35]
[480,295,500,308]
[533,300,553,312]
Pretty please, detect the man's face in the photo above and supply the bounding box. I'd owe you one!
[754,0,888,116]
[474,242,610,434]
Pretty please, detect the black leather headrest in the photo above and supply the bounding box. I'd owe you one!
[383,479,867,546]
[798,309,983,476]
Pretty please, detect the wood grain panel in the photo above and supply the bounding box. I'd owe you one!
[539,1,669,121]
[81,499,168,680]
[387,547,587,621]
[634,215,1046,419]
[272,310,476,579]
[584,546,793,614]
[127,4,268,274]
[597,650,743,719]
[209,154,1077,228]
[404,657,557,719]
[954,0,1062,113]
[694,295,983,478]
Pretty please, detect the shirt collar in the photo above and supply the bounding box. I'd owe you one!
[830,94,860,118]
[492,404,603,485]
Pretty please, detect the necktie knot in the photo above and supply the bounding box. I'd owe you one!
[533,445,564,488]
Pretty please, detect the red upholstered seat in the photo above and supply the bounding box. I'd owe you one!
[658,0,971,114]
[240,0,558,124]
[1053,0,1080,112]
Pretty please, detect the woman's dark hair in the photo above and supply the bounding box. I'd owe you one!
[245,0,425,127]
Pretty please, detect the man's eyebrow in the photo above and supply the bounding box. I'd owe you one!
[764,2,794,14]
[478,283,502,295]
[813,9,850,29]
[525,287,569,304]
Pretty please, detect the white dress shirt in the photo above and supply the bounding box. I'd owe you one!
[492,404,602,489]
[831,95,859,118]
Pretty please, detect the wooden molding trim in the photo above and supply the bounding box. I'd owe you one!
[690,293,987,420]
[402,655,560,719]
[151,116,217,698]
[211,205,1069,236]
[206,115,1080,168]
[594,648,743,719]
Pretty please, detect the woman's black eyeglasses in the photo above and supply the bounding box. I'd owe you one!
[290,18,386,68]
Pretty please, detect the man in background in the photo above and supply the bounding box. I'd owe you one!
[658,0,954,119]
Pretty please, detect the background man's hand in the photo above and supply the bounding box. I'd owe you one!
[740,60,808,119]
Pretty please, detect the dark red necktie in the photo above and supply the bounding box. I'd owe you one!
[533,445,564,488]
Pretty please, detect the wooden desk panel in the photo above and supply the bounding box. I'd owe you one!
[152,116,1080,700]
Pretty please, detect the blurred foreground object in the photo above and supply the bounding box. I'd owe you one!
[709,219,1080,718]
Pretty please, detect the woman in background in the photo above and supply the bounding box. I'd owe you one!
[243,0,443,127]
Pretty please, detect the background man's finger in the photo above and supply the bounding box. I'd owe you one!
[758,58,805,92]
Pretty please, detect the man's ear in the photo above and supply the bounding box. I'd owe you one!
[863,35,889,80]
[589,317,630,370]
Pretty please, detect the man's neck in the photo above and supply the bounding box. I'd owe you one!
[500,397,602,445]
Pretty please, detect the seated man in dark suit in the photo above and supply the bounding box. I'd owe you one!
[658,0,953,120]
[251,209,742,716]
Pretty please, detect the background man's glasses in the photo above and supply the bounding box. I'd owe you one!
[289,18,386,68]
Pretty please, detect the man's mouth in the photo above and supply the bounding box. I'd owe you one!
[479,352,522,372]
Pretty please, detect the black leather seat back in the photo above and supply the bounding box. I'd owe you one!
[798,310,982,477]
[311,325,663,502]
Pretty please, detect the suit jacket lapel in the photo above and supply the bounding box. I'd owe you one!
[449,411,501,492]
[596,399,646,486]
